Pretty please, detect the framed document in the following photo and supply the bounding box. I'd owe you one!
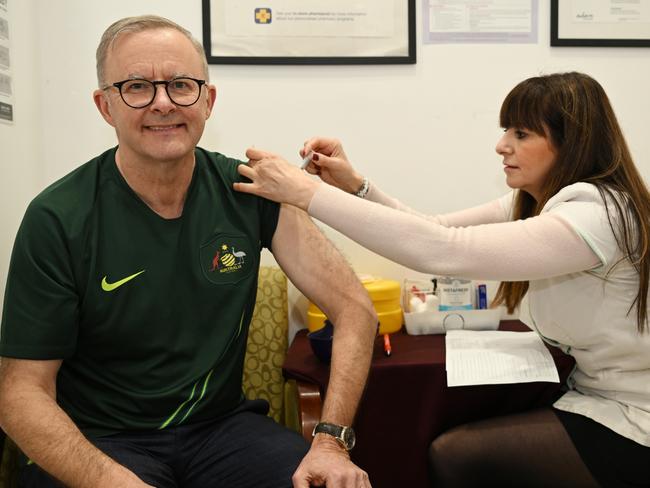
[424,0,538,45]
[202,0,416,64]
[551,0,650,47]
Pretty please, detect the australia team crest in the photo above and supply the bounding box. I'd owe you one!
[200,235,254,285]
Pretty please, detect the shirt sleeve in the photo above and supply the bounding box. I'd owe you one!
[308,183,601,281]
[541,183,622,270]
[230,159,280,251]
[366,182,513,227]
[0,201,80,358]
[256,196,281,251]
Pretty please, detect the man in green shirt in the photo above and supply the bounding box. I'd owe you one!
[0,15,376,488]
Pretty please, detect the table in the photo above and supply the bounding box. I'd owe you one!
[282,320,575,488]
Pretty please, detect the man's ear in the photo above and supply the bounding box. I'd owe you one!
[93,89,116,127]
[204,84,217,120]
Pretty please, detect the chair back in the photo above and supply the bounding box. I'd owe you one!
[243,266,289,424]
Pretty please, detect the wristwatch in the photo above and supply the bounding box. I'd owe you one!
[312,422,356,451]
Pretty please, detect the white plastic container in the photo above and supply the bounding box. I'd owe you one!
[404,308,501,335]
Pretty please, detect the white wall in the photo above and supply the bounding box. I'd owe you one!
[0,0,41,313]
[2,1,650,331]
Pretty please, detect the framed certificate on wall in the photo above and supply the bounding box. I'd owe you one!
[551,0,650,47]
[202,0,416,64]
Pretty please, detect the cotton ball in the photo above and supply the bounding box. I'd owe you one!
[409,296,424,313]
[424,294,440,311]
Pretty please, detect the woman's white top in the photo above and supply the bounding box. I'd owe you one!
[308,181,650,447]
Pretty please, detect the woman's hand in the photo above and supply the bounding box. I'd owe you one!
[234,148,319,211]
[302,137,365,194]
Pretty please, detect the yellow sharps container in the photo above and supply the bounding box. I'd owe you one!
[307,277,403,335]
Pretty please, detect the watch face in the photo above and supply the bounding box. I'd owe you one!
[342,427,356,450]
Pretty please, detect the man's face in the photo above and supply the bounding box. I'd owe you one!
[93,28,216,165]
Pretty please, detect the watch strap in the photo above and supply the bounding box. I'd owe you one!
[312,422,355,450]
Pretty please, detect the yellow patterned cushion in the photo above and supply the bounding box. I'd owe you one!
[242,266,289,424]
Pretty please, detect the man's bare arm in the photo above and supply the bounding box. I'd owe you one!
[271,204,376,487]
[0,358,152,488]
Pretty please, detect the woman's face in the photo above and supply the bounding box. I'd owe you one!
[495,127,557,201]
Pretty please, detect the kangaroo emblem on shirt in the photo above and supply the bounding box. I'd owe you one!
[210,243,246,273]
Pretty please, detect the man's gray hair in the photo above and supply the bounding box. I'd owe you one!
[96,15,209,87]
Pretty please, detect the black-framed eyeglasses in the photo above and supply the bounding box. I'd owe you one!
[104,77,206,109]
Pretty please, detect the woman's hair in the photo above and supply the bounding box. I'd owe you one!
[492,72,650,333]
[96,15,209,88]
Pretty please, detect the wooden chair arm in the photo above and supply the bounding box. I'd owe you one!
[0,429,5,467]
[295,380,322,443]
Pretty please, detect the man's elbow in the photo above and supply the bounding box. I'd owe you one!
[336,284,378,332]
[359,293,378,328]
[0,362,52,430]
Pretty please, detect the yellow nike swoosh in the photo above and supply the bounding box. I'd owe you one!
[101,270,146,292]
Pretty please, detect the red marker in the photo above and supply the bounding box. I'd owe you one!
[383,334,392,357]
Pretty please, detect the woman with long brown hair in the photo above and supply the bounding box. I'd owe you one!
[235,72,650,486]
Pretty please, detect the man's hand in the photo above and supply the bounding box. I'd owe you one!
[292,435,371,488]
[0,358,155,488]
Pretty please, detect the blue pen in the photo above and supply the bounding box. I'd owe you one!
[477,284,487,309]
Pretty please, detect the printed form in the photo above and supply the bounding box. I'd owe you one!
[445,330,559,387]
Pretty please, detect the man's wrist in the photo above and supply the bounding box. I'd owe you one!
[312,421,356,450]
[312,432,351,456]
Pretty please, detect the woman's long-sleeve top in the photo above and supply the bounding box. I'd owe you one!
[308,181,650,447]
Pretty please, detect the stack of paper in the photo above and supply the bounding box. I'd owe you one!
[445,330,560,387]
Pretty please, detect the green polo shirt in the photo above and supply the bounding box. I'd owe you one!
[0,146,280,437]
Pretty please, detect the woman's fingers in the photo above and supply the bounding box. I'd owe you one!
[302,137,340,158]
[310,152,337,171]
[305,163,321,176]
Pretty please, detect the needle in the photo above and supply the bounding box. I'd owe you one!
[300,150,314,170]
